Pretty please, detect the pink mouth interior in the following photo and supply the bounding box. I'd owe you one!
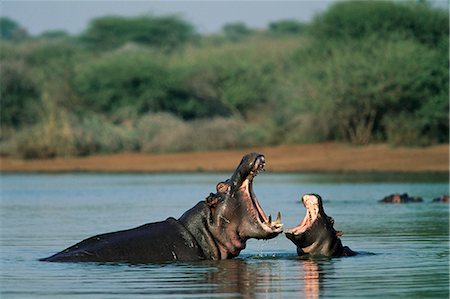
[287,194,320,235]
[240,156,282,231]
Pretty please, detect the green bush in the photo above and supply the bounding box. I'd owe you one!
[0,60,41,127]
[269,20,306,35]
[285,35,448,145]
[309,1,448,46]
[81,15,196,51]
[72,49,177,117]
[0,17,28,40]
[176,40,282,119]
[222,22,254,42]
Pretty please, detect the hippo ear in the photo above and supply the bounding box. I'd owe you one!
[216,182,231,193]
[206,193,221,208]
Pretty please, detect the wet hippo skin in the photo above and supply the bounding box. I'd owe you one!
[285,194,356,257]
[40,153,283,263]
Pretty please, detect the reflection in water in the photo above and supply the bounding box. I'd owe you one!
[193,259,274,298]
[132,258,286,298]
[303,260,320,299]
[144,257,330,298]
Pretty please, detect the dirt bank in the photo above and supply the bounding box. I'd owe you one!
[0,143,448,173]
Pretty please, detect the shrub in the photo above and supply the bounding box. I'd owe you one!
[135,113,246,152]
[135,113,190,153]
[309,1,448,46]
[285,35,448,145]
[11,110,137,159]
[0,60,41,127]
[269,20,306,35]
[0,17,28,41]
[176,40,284,119]
[72,49,176,117]
[185,117,246,151]
[222,22,254,42]
[81,15,196,51]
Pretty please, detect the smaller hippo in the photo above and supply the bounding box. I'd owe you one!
[379,193,423,203]
[432,195,449,203]
[285,194,356,257]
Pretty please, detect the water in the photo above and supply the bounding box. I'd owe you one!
[1,172,449,298]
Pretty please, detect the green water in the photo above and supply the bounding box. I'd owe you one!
[1,173,448,298]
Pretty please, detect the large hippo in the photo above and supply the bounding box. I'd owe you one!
[40,153,283,263]
[285,194,356,257]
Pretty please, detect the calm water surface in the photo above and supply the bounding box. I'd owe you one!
[1,172,449,298]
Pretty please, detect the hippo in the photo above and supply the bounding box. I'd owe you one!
[40,153,283,263]
[432,195,449,202]
[379,193,423,203]
[285,194,356,257]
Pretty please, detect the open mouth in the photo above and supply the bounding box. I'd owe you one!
[240,155,283,234]
[285,194,320,235]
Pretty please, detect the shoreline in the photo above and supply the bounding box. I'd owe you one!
[0,143,448,173]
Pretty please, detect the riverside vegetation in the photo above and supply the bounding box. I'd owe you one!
[0,1,448,158]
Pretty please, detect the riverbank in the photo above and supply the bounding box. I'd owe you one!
[0,143,448,173]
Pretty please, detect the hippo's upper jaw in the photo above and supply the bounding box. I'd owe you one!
[236,153,283,238]
[285,194,355,257]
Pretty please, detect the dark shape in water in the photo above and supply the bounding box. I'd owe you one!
[40,153,283,263]
[432,195,449,202]
[379,193,423,203]
[285,194,356,257]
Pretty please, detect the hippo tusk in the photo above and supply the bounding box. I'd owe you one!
[275,211,281,224]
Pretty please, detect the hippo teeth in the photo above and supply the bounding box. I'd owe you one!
[266,211,283,228]
[251,165,265,177]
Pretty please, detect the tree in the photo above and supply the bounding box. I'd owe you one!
[222,22,253,42]
[269,20,306,35]
[0,61,40,127]
[0,17,28,40]
[81,15,196,51]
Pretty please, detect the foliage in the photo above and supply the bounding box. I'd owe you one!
[39,30,71,39]
[222,22,254,42]
[269,20,306,35]
[0,60,41,127]
[72,49,173,116]
[285,35,448,145]
[81,15,196,51]
[0,17,28,40]
[0,2,448,158]
[309,0,449,46]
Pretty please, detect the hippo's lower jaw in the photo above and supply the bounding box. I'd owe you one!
[285,194,320,236]
[285,194,356,257]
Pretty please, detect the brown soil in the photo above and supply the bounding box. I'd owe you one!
[0,143,448,173]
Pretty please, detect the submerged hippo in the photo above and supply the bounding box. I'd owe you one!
[432,195,449,203]
[41,153,283,263]
[380,193,423,203]
[285,194,356,257]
